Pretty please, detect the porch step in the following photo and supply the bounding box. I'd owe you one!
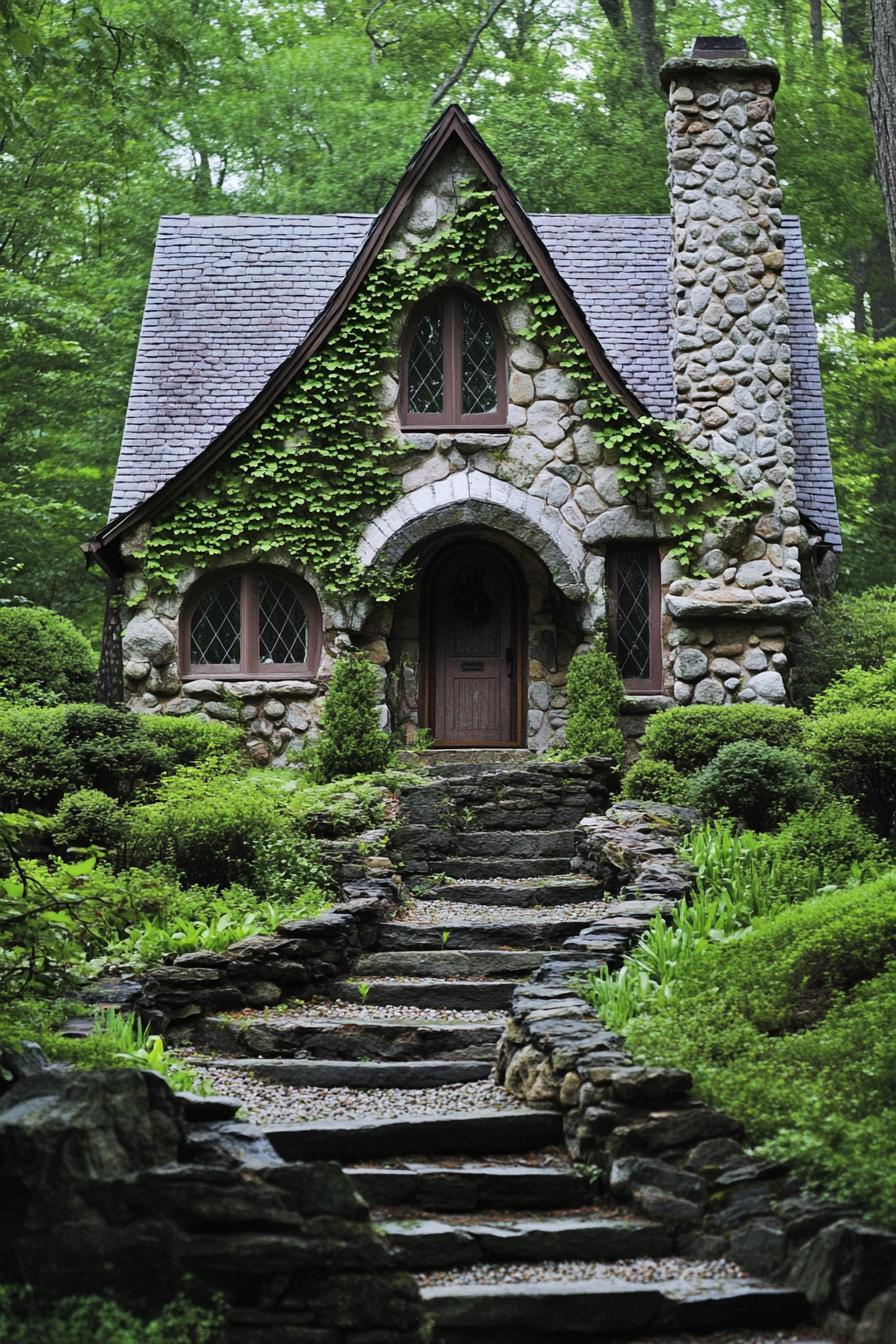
[329,978,519,1010]
[207,1057,493,1089]
[378,1212,676,1269]
[449,830,575,859]
[377,919,598,951]
[355,950,544,980]
[264,1107,563,1161]
[416,878,605,907]
[193,1014,502,1061]
[400,749,535,771]
[349,1161,590,1211]
[439,857,573,879]
[421,1279,807,1340]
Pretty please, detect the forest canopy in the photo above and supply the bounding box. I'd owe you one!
[1,0,893,637]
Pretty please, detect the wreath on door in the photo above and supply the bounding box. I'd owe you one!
[453,566,493,625]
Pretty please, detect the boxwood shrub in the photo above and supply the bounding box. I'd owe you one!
[0,606,96,706]
[805,708,896,837]
[618,756,690,806]
[688,740,819,831]
[639,703,805,773]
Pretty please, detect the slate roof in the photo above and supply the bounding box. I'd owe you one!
[108,209,840,548]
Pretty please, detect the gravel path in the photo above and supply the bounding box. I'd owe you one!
[395,897,609,924]
[221,998,508,1025]
[188,1065,524,1124]
[416,1256,749,1292]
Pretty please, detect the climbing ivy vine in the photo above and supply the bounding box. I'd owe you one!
[139,184,753,596]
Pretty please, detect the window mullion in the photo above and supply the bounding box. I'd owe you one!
[242,575,256,675]
[445,295,461,422]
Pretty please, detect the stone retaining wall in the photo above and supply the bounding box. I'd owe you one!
[495,801,896,1343]
[0,1061,424,1343]
[136,875,400,1029]
[390,757,614,875]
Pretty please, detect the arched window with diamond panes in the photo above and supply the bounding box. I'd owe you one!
[608,548,662,693]
[182,569,321,678]
[402,289,506,427]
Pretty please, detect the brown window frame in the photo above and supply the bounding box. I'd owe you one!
[180,567,322,680]
[399,288,508,430]
[607,546,663,694]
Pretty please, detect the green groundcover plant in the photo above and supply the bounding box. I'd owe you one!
[0,1288,223,1344]
[627,876,896,1225]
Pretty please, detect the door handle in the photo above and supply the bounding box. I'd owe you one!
[506,646,514,679]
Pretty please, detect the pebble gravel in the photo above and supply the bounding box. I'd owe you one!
[416,1256,749,1292]
[395,898,609,925]
[187,1065,525,1125]
[222,999,508,1025]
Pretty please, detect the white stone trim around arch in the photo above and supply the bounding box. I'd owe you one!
[358,469,592,611]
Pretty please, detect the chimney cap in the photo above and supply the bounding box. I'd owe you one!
[691,35,749,59]
[659,35,779,94]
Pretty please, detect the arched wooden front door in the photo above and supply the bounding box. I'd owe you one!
[424,541,524,747]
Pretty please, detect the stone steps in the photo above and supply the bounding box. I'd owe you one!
[208,1057,494,1088]
[264,1108,563,1161]
[449,830,575,858]
[355,949,545,979]
[416,878,605,907]
[378,1212,676,1268]
[193,1014,503,1061]
[349,1161,590,1211]
[438,857,573,879]
[378,919,597,950]
[329,978,520,1010]
[421,1279,807,1341]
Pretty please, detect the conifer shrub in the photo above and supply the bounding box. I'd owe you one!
[811,654,896,716]
[140,714,242,765]
[561,644,625,766]
[51,788,127,854]
[639,703,805,774]
[308,653,391,782]
[688,740,819,830]
[618,756,689,806]
[805,708,896,836]
[0,605,96,706]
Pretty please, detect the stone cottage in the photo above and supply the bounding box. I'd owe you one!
[86,37,840,763]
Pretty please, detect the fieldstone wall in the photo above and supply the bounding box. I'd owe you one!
[0,1062,424,1343]
[496,801,896,1344]
[134,875,400,1030]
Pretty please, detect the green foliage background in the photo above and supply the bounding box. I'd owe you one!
[1,0,893,636]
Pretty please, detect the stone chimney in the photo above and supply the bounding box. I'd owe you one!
[659,37,809,704]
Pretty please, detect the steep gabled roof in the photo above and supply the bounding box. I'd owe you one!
[92,108,841,561]
[90,106,650,560]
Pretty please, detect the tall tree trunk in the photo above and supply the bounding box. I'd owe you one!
[869,0,896,277]
[628,0,665,92]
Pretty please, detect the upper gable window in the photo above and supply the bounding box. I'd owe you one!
[402,290,506,427]
[181,568,321,679]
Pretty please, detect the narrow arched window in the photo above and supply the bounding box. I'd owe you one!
[402,290,506,427]
[182,569,320,678]
[608,548,662,693]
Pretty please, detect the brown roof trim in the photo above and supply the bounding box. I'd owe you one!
[89,105,650,555]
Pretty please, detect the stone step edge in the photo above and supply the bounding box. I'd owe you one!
[264,1107,562,1160]
[204,1058,494,1088]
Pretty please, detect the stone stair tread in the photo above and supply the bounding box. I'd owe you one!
[356,950,545,979]
[439,857,574,879]
[379,919,600,950]
[264,1107,562,1160]
[329,979,519,1009]
[349,1161,590,1211]
[206,1057,495,1088]
[420,1276,807,1334]
[417,878,605,907]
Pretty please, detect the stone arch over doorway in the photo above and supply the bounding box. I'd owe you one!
[357,470,593,619]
